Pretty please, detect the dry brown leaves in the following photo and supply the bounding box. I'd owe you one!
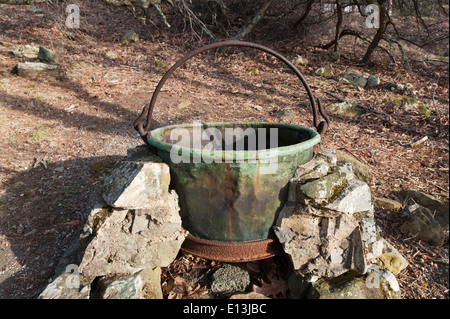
[161,252,292,299]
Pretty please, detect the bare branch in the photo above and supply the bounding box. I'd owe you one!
[231,0,275,40]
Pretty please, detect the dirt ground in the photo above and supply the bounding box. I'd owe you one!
[0,1,448,299]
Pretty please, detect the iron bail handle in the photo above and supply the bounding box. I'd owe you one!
[133,40,330,143]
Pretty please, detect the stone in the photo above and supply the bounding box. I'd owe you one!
[379,269,402,299]
[290,54,308,67]
[383,82,403,92]
[252,94,272,101]
[289,268,401,299]
[333,161,354,180]
[325,180,372,214]
[38,46,59,64]
[10,44,39,58]
[69,61,94,69]
[326,101,360,118]
[294,149,335,183]
[373,197,402,211]
[287,271,311,299]
[121,30,140,44]
[230,292,270,299]
[297,163,329,182]
[91,267,163,299]
[338,72,368,88]
[102,147,171,209]
[274,203,366,279]
[315,64,333,77]
[103,72,121,82]
[278,109,296,120]
[38,239,94,299]
[382,82,412,93]
[26,8,45,14]
[335,149,375,185]
[210,264,250,294]
[38,270,91,299]
[78,199,188,276]
[308,271,382,299]
[328,51,341,62]
[275,148,404,299]
[399,203,445,246]
[403,96,418,111]
[298,171,347,206]
[13,62,59,77]
[398,190,449,229]
[316,148,337,166]
[101,51,118,59]
[376,239,408,276]
[366,75,380,87]
[354,210,378,255]
[306,267,400,299]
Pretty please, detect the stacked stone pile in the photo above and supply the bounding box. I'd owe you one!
[39,146,412,299]
[274,149,407,299]
[39,145,188,299]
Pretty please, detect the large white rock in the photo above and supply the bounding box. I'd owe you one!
[14,62,59,77]
[78,194,188,277]
[274,203,366,279]
[102,146,171,209]
[91,267,163,299]
[325,179,372,214]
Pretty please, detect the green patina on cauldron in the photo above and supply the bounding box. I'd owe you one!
[134,41,330,244]
[147,121,320,241]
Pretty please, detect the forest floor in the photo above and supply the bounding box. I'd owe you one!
[0,0,448,299]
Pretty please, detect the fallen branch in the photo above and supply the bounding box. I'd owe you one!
[428,59,450,65]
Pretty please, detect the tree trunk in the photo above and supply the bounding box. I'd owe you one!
[293,0,316,30]
[362,0,388,64]
[334,0,343,52]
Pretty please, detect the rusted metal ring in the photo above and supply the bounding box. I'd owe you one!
[181,234,284,262]
[133,40,330,143]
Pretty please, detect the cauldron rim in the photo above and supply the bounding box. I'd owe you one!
[146,121,320,161]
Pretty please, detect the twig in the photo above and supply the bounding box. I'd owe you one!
[382,35,406,65]
[410,136,429,148]
[426,59,450,65]
[171,0,215,40]
[433,184,449,193]
[337,147,370,166]
[150,1,171,28]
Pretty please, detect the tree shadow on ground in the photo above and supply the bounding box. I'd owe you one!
[0,154,124,298]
